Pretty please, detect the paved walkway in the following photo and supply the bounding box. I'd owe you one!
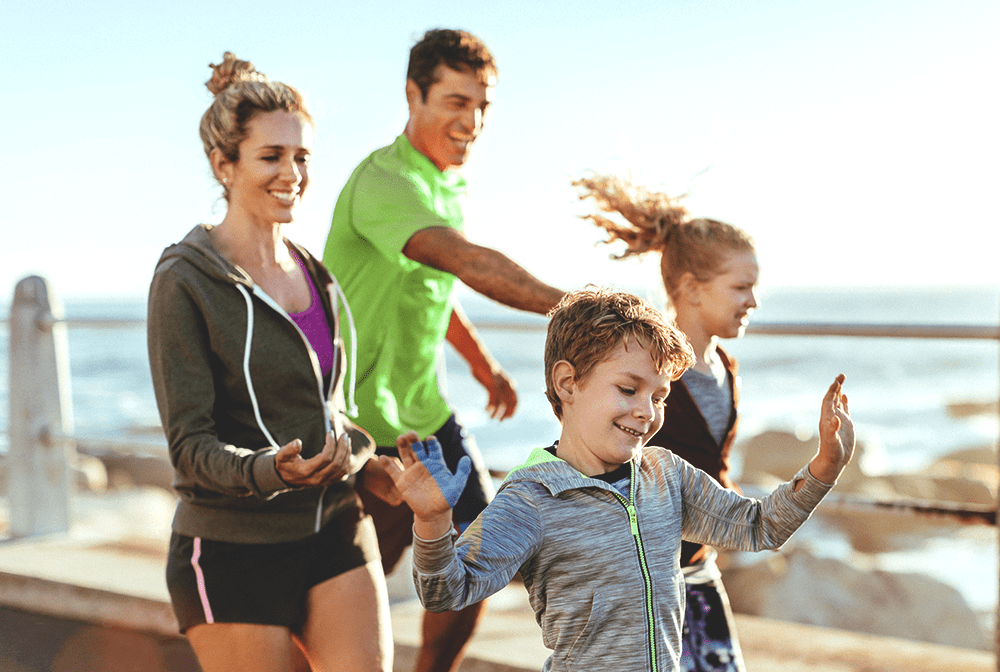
[0,530,993,672]
[385,553,996,672]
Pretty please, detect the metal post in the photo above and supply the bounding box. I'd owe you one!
[8,275,74,536]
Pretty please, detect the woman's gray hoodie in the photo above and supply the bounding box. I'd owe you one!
[147,224,373,544]
[413,445,833,672]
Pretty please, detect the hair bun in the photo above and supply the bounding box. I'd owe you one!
[206,52,267,96]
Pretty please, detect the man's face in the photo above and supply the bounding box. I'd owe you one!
[405,65,495,171]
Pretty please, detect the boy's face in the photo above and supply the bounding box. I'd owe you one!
[556,340,671,476]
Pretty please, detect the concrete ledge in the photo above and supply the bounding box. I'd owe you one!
[0,532,994,672]
[0,571,179,638]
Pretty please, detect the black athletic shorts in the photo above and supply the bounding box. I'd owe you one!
[166,503,379,633]
[355,413,493,575]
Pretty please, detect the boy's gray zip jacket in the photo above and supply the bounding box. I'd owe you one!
[413,444,834,672]
[147,224,373,544]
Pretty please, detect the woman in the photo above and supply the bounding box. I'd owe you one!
[147,53,394,672]
[576,173,760,672]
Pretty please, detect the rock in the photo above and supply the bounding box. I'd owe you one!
[935,445,997,467]
[813,504,961,553]
[946,399,999,418]
[737,429,998,503]
[98,453,175,490]
[0,452,108,493]
[722,548,991,651]
[74,455,108,492]
[925,447,999,496]
[883,472,994,506]
[733,470,784,490]
[736,430,869,489]
[73,486,176,546]
[737,430,814,481]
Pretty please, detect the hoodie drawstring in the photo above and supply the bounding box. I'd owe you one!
[331,277,360,418]
[236,284,281,450]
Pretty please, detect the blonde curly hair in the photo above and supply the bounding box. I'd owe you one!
[574,174,755,306]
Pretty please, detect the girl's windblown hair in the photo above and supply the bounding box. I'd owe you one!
[574,174,755,302]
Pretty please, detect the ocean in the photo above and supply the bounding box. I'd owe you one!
[1,283,998,629]
[447,284,1000,474]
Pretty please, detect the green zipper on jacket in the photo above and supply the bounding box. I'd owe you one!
[612,461,657,672]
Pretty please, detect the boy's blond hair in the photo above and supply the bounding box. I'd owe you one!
[544,287,695,418]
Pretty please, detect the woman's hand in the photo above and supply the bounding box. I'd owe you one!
[274,431,352,487]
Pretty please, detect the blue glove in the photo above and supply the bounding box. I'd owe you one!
[412,436,471,508]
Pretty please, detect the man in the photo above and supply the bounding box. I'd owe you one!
[322,28,564,672]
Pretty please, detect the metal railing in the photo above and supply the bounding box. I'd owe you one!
[7,293,1000,528]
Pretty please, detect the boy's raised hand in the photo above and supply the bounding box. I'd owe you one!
[413,436,472,506]
[379,432,471,539]
[808,374,855,484]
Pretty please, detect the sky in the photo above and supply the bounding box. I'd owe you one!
[3,0,998,303]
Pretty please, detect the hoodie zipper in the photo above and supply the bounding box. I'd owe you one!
[242,284,334,532]
[611,462,658,672]
[248,285,332,424]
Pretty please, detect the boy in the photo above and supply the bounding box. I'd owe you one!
[380,288,854,672]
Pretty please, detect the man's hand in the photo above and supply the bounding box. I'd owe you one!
[808,374,855,484]
[445,303,519,422]
[475,366,518,421]
[379,432,469,539]
[275,431,351,487]
[358,458,404,506]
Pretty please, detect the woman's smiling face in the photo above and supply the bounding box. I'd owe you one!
[219,110,313,226]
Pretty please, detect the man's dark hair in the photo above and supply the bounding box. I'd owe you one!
[407,29,498,101]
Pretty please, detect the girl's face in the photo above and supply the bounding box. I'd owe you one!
[694,249,760,340]
[220,110,313,226]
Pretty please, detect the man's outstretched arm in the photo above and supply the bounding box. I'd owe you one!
[403,226,565,315]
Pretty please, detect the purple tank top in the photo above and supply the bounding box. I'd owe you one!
[288,251,334,377]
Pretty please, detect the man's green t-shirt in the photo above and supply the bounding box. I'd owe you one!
[322,134,466,445]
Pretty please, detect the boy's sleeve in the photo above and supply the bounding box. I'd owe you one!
[676,454,833,552]
[412,483,543,612]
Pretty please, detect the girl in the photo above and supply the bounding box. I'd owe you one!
[148,53,394,672]
[575,174,759,672]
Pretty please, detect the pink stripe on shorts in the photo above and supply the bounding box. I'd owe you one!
[191,537,215,623]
